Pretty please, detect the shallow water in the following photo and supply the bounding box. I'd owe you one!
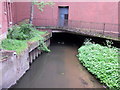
[11,33,107,88]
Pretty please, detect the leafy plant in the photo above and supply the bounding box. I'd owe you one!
[7,24,36,40]
[83,38,93,45]
[29,35,50,52]
[38,38,50,52]
[105,40,113,48]
[77,39,120,89]
[5,23,50,52]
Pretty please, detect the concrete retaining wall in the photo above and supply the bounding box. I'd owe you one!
[0,32,52,89]
[0,51,17,89]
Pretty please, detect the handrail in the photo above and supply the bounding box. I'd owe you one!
[16,18,120,40]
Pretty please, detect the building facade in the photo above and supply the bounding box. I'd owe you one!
[0,0,12,40]
[13,1,119,34]
[0,1,120,40]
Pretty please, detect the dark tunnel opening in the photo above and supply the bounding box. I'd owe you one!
[51,32,120,48]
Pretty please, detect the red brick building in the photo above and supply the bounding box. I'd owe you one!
[0,0,12,40]
[0,0,120,40]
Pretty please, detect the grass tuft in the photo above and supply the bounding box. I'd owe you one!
[1,39,27,54]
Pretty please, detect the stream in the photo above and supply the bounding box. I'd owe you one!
[12,32,119,88]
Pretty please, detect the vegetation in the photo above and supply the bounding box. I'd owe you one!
[30,0,54,24]
[1,39,27,54]
[7,24,46,40]
[38,39,50,52]
[34,1,54,11]
[77,39,120,89]
[1,23,50,54]
[7,24,34,40]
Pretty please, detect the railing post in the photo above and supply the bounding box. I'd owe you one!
[103,23,105,35]
[118,25,120,40]
[89,22,91,32]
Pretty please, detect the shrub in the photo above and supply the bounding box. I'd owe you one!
[7,24,36,40]
[77,39,120,89]
[2,23,50,53]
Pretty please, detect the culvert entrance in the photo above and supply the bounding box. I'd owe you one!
[12,32,119,88]
[51,32,120,48]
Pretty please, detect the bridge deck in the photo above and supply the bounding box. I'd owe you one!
[36,26,120,41]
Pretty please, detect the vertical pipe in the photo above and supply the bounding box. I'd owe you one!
[7,2,10,27]
[29,2,34,24]
[5,1,9,27]
[9,2,13,27]
[8,2,11,27]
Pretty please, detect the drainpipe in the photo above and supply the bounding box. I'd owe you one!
[10,2,13,26]
[9,1,12,27]
[29,2,34,24]
[6,1,9,27]
[8,0,13,27]
[6,0,13,28]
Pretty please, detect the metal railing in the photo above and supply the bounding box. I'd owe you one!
[21,18,120,40]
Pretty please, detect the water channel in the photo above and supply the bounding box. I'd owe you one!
[11,32,119,88]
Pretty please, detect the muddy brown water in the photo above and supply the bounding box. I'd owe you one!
[11,33,113,88]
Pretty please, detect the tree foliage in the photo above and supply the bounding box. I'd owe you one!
[29,0,54,24]
[34,1,54,11]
